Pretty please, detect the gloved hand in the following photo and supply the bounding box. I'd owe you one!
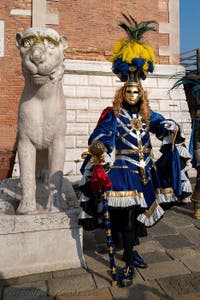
[160,120,179,132]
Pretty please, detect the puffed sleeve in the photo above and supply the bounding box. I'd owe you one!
[88,107,117,153]
[149,110,167,139]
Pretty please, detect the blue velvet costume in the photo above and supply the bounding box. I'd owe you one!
[79,107,192,229]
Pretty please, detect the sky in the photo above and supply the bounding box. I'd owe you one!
[180,0,200,53]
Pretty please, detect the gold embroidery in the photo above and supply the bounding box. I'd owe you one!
[155,187,174,195]
[116,148,151,155]
[130,118,143,130]
[111,166,129,169]
[144,201,159,218]
[106,190,143,198]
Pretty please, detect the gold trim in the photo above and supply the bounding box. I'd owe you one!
[144,201,158,218]
[111,166,129,169]
[155,187,174,195]
[106,190,143,198]
[116,148,151,155]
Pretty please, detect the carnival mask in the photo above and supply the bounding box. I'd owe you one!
[124,83,141,106]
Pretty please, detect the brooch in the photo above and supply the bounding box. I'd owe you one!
[131,118,143,130]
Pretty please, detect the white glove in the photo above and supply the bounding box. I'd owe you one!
[160,120,179,132]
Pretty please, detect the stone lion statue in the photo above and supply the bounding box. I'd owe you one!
[16,28,68,214]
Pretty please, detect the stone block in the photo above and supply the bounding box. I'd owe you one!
[66,110,76,122]
[63,86,76,97]
[159,100,180,112]
[158,272,200,297]
[0,210,85,279]
[64,60,112,73]
[55,287,113,300]
[76,136,88,148]
[63,74,88,86]
[66,98,89,110]
[66,123,89,135]
[147,88,170,100]
[65,148,83,162]
[138,260,190,280]
[142,77,158,88]
[100,87,116,98]
[76,111,101,123]
[76,86,100,98]
[88,75,112,86]
[88,98,112,111]
[47,273,95,296]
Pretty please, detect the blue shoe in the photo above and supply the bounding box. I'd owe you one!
[122,250,148,268]
[133,250,148,268]
[120,265,134,287]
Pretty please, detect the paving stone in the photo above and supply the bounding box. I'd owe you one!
[55,287,113,300]
[2,281,47,300]
[194,219,200,230]
[157,272,200,297]
[84,252,110,271]
[148,221,177,237]
[141,250,172,264]
[162,213,193,228]
[167,248,200,272]
[155,234,193,249]
[52,268,87,279]
[0,273,51,288]
[172,293,200,300]
[92,268,113,289]
[167,247,200,259]
[134,240,164,254]
[94,228,107,244]
[179,226,200,246]
[110,279,168,300]
[83,231,97,251]
[47,273,96,296]
[138,260,190,280]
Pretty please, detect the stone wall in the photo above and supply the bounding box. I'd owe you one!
[12,59,191,178]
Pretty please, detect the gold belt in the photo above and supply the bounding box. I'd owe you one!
[116,148,151,155]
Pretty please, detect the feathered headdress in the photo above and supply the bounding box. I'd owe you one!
[110,14,158,82]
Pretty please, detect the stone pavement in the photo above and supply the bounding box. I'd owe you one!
[1,191,200,299]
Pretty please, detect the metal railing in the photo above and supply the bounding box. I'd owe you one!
[180,48,200,74]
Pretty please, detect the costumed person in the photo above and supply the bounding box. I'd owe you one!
[78,14,192,287]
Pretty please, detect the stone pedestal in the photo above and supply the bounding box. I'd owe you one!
[0,176,84,279]
[0,209,85,279]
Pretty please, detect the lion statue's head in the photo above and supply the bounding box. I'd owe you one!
[16,28,68,86]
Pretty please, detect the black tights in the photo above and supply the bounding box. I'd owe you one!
[109,206,138,266]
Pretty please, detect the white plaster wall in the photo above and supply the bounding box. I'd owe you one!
[63,60,191,177]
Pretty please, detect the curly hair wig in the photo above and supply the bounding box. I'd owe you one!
[113,83,150,127]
